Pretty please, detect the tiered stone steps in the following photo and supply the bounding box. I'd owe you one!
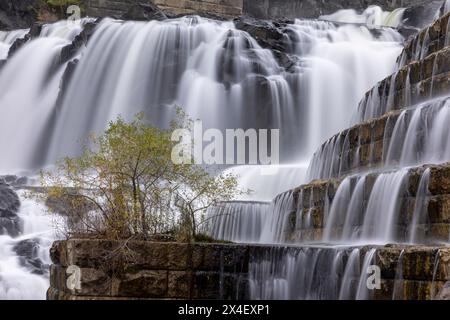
[356,12,450,122]
[259,8,450,300]
[284,164,450,243]
[282,12,450,245]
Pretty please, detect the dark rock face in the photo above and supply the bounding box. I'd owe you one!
[0,175,28,187]
[403,0,444,29]
[234,16,302,71]
[53,19,99,107]
[59,20,100,65]
[7,22,43,58]
[0,183,22,237]
[121,2,168,21]
[234,16,287,51]
[0,0,40,30]
[243,0,440,27]
[13,238,49,275]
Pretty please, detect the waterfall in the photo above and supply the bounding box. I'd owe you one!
[354,248,377,300]
[386,98,450,167]
[259,191,295,244]
[249,245,380,300]
[287,20,402,155]
[0,188,54,299]
[392,249,405,299]
[0,19,92,174]
[338,248,361,299]
[0,3,441,301]
[222,164,308,201]
[308,97,450,181]
[0,14,403,174]
[322,169,408,244]
[320,5,406,28]
[203,201,269,243]
[0,29,28,59]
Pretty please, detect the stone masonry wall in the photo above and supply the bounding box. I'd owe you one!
[48,240,250,299]
[48,239,450,300]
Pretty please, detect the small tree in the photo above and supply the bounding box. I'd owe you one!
[173,169,240,242]
[41,112,243,242]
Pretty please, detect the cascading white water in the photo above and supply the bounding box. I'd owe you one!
[249,245,377,300]
[280,169,410,245]
[299,97,450,246]
[307,97,450,181]
[0,4,438,301]
[0,189,54,299]
[0,19,93,174]
[222,164,308,201]
[320,5,406,28]
[287,19,402,155]
[0,29,28,59]
[259,191,294,244]
[203,201,269,243]
[385,98,450,167]
[408,169,431,243]
[0,13,403,176]
[444,0,450,15]
[0,19,90,300]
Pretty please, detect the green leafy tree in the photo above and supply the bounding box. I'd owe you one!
[41,112,244,242]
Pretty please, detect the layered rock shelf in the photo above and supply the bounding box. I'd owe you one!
[356,11,450,123]
[357,46,450,122]
[282,164,450,243]
[399,11,450,67]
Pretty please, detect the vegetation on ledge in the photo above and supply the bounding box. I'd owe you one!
[39,111,245,244]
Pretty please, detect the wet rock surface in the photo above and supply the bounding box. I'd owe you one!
[0,182,22,237]
[59,20,100,65]
[121,2,168,21]
[13,238,49,275]
[0,0,39,30]
[7,22,43,58]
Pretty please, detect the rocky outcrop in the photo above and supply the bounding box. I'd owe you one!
[121,2,168,20]
[7,22,43,58]
[399,12,450,68]
[243,0,441,28]
[14,238,49,275]
[80,0,442,26]
[0,0,39,30]
[0,182,22,237]
[0,0,62,30]
[52,19,101,108]
[58,20,100,65]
